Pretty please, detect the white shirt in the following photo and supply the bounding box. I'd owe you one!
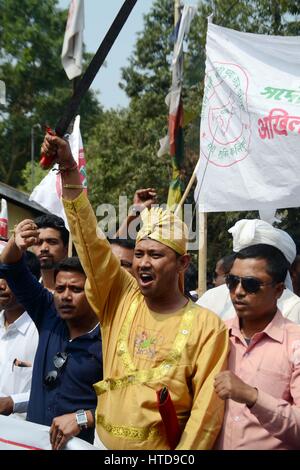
[0,310,38,419]
[197,284,300,324]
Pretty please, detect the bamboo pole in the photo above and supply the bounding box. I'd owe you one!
[174,160,199,216]
[197,212,207,296]
[174,0,181,24]
[68,233,73,257]
[173,0,207,296]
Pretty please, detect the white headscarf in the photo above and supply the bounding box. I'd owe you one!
[228,219,296,290]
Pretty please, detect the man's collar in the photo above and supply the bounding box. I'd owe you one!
[228,309,284,344]
[0,310,32,335]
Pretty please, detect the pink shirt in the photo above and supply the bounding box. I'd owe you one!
[216,311,300,450]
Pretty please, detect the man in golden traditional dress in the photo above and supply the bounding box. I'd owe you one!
[40,133,229,450]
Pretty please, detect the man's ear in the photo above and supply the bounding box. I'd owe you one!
[177,254,190,273]
[275,281,285,300]
[62,244,68,257]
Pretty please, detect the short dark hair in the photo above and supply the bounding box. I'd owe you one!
[24,251,41,280]
[108,237,135,250]
[235,244,289,283]
[219,254,236,274]
[54,256,85,280]
[34,214,69,247]
[184,262,198,294]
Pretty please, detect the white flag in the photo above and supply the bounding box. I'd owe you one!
[195,23,300,213]
[61,0,84,80]
[29,116,87,230]
[0,198,8,240]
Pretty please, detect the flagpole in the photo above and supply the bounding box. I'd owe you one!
[174,160,207,296]
[198,212,207,297]
[171,4,207,296]
[174,161,199,216]
[174,0,180,24]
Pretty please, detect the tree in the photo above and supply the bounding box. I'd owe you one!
[85,0,176,212]
[20,161,45,194]
[84,0,300,274]
[0,0,102,188]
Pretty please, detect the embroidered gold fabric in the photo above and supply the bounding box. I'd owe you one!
[95,299,196,395]
[97,414,160,441]
[63,191,229,449]
[62,190,88,211]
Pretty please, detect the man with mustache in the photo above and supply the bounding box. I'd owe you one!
[32,214,69,291]
[0,227,102,450]
[214,244,300,449]
[40,133,229,451]
[198,219,300,324]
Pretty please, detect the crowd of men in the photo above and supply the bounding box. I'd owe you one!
[0,131,300,450]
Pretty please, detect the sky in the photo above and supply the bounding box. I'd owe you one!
[58,0,197,109]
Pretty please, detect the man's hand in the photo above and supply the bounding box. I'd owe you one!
[0,396,14,416]
[133,188,158,211]
[214,370,258,407]
[13,219,39,252]
[41,133,75,168]
[49,412,80,451]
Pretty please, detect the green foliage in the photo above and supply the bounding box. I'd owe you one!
[19,160,45,193]
[86,0,175,212]
[120,0,173,100]
[85,0,300,276]
[86,107,170,213]
[0,0,102,188]
[3,0,300,278]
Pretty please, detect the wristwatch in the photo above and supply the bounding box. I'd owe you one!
[75,409,88,430]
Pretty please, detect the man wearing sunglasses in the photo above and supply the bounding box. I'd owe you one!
[0,231,102,450]
[197,219,300,324]
[214,243,300,449]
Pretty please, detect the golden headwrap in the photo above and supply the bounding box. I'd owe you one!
[136,207,188,255]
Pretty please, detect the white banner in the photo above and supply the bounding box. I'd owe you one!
[0,415,100,450]
[29,116,87,230]
[195,23,300,212]
[61,0,84,80]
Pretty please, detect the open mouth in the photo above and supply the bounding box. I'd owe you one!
[139,273,154,286]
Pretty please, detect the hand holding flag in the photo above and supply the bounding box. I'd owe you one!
[30,116,86,230]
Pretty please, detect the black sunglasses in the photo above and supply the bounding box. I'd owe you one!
[225,274,275,294]
[44,352,68,387]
